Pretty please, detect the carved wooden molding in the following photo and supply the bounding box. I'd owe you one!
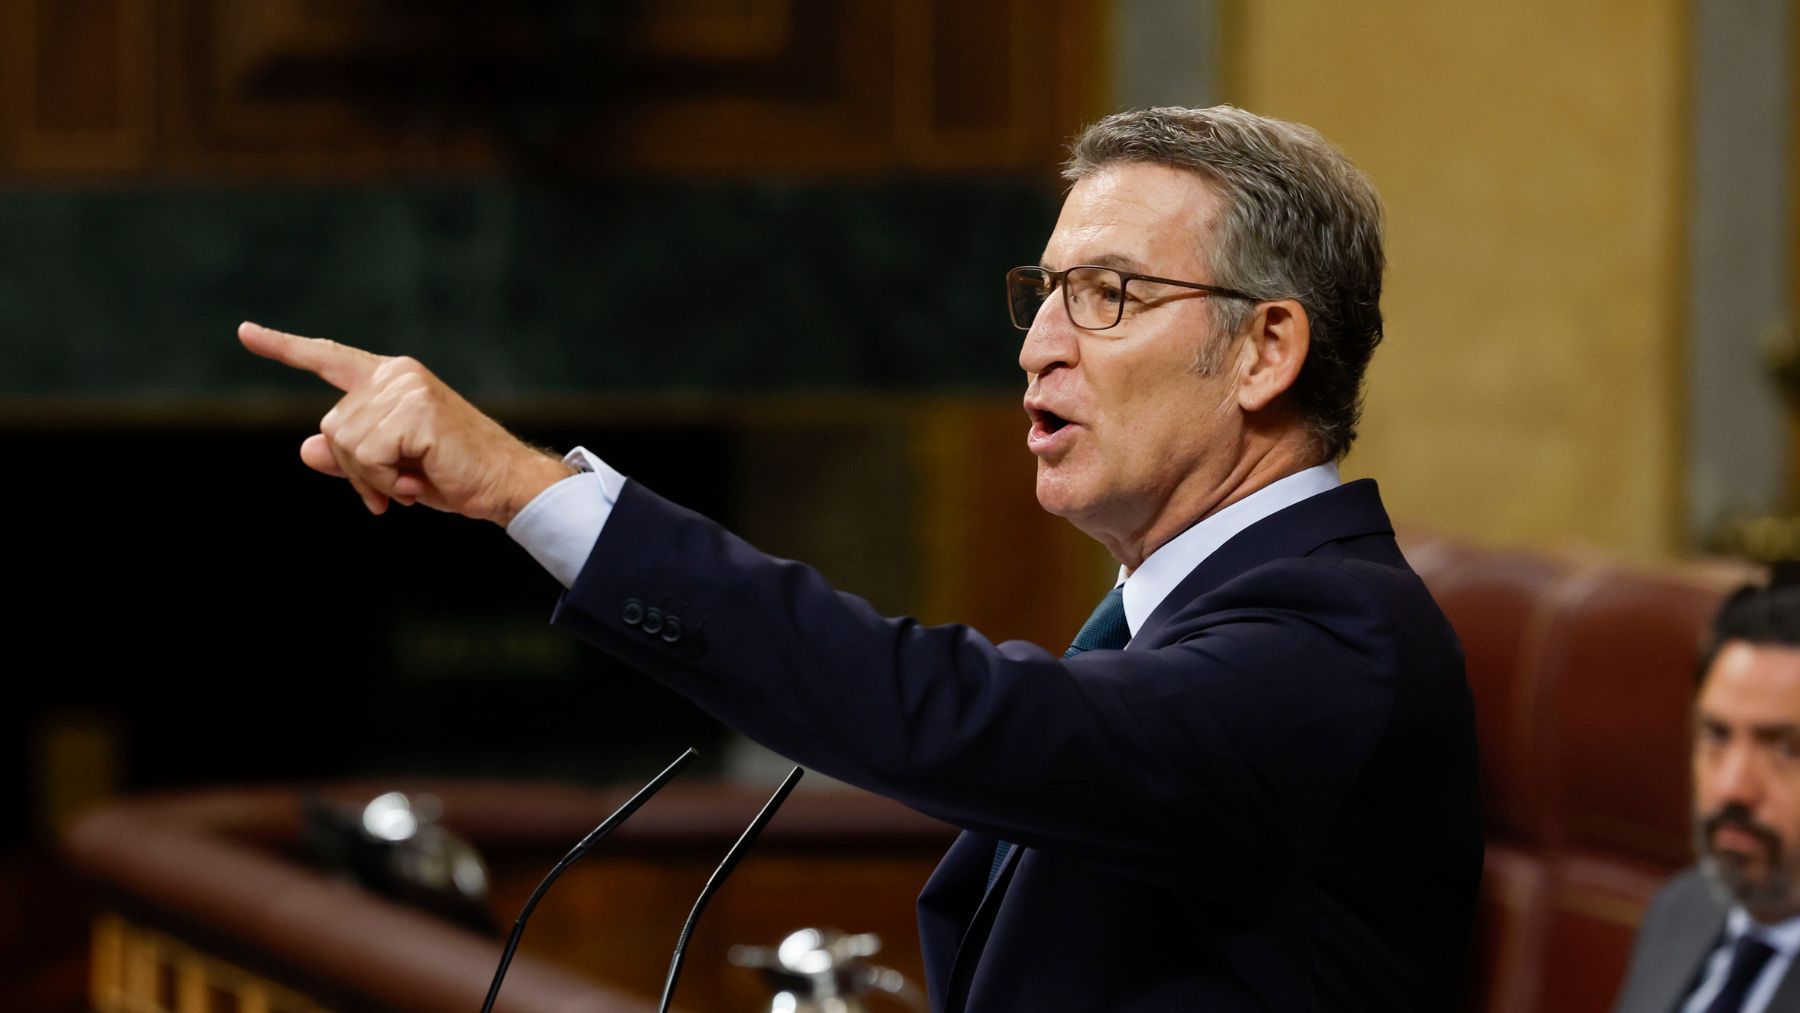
[0,0,1102,178]
[1,0,156,172]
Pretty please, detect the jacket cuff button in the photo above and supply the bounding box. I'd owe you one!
[621,599,644,626]
[642,608,665,635]
[683,630,708,660]
[661,616,684,643]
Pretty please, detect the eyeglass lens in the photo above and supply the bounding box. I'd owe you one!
[1007,267,1126,330]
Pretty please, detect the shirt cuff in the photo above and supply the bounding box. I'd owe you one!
[506,446,627,589]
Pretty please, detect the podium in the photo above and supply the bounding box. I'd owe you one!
[63,780,955,1012]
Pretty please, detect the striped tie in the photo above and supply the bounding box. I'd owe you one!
[988,586,1131,889]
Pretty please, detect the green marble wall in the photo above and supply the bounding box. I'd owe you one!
[0,181,1057,398]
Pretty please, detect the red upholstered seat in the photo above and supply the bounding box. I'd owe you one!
[1401,529,1758,1012]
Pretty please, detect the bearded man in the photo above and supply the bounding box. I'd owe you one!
[1617,577,1800,1012]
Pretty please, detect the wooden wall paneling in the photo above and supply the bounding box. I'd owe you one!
[895,0,1035,170]
[912,400,1116,651]
[595,0,903,175]
[159,0,504,178]
[0,2,17,168]
[1051,0,1112,150]
[627,0,795,60]
[4,0,1106,179]
[162,0,903,177]
[2,0,155,173]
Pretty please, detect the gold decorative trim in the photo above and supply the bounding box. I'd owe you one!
[90,913,328,1013]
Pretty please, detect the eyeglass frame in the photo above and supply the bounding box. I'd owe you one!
[1005,264,1257,332]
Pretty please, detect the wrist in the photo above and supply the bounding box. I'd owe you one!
[495,450,580,527]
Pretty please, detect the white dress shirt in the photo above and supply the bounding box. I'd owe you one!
[1681,907,1800,1013]
[506,447,627,589]
[508,447,1341,642]
[1116,463,1341,642]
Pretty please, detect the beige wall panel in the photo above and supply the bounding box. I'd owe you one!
[1227,1,1687,560]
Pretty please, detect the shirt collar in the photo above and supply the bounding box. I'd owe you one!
[1729,906,1800,957]
[1117,463,1342,639]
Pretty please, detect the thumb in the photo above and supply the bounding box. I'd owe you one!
[300,433,345,477]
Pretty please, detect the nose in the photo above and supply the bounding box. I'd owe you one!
[1018,291,1079,379]
[1709,742,1767,811]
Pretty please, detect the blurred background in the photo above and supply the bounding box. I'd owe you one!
[2,0,1795,1010]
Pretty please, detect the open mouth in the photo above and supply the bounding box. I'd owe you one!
[1041,410,1070,434]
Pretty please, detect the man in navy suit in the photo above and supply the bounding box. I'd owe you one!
[244,105,1482,1010]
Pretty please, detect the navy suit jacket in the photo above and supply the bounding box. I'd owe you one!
[551,477,1482,1011]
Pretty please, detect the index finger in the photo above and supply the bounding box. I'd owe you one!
[238,321,384,392]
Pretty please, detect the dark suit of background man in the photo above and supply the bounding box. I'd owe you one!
[1617,579,1800,1012]
[242,105,1482,1011]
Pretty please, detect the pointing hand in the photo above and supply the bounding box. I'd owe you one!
[238,321,571,525]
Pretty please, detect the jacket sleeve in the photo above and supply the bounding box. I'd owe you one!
[550,480,1401,893]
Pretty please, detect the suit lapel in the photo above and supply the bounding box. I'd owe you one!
[1134,479,1395,648]
[916,831,996,1011]
[1648,915,1726,1011]
[1626,877,1727,1013]
[914,831,1025,1013]
[1763,960,1800,1011]
[941,841,1022,1012]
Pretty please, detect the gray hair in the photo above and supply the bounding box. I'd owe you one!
[1063,105,1386,461]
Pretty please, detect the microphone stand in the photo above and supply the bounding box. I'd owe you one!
[656,765,804,1013]
[479,747,697,1013]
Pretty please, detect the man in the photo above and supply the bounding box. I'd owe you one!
[242,105,1481,1010]
[1616,578,1800,1012]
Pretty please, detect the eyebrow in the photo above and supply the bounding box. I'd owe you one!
[1697,714,1800,741]
[1040,252,1151,274]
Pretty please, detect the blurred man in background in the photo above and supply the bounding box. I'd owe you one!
[1617,577,1800,1012]
[243,105,1481,1011]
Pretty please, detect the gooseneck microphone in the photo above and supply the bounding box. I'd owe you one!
[657,765,805,1013]
[479,747,698,1013]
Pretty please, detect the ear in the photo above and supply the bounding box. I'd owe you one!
[1234,298,1309,413]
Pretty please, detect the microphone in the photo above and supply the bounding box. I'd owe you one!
[480,747,697,1013]
[657,765,805,1013]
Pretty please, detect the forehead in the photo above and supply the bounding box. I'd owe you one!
[1699,641,1800,721]
[1042,163,1220,274]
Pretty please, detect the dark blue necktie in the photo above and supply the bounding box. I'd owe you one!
[1702,934,1778,1013]
[1063,586,1131,657]
[988,586,1131,889]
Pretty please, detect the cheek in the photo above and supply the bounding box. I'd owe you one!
[1693,754,1730,813]
[1085,342,1228,470]
[1775,779,1800,837]
[1114,383,1222,464]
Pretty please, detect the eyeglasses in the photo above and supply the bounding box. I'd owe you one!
[1005,265,1254,331]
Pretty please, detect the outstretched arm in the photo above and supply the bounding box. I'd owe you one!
[237,321,571,525]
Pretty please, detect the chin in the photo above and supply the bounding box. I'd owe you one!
[1033,470,1089,520]
[1701,850,1800,920]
